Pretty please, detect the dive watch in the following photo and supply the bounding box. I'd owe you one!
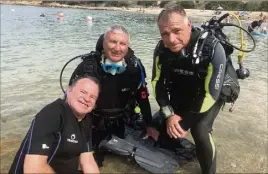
[161,105,175,119]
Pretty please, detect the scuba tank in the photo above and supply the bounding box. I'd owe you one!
[197,13,255,79]
[188,13,256,113]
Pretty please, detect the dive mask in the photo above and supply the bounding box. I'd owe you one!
[102,58,127,75]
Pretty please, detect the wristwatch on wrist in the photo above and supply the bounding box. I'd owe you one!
[161,105,175,119]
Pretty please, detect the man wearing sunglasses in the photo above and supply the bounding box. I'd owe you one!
[69,25,159,166]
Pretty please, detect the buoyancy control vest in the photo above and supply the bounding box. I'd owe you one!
[157,27,240,104]
[76,34,148,120]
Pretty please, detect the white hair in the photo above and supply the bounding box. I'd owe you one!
[104,25,130,42]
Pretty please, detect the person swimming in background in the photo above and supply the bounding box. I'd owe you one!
[40,13,45,17]
[248,20,264,33]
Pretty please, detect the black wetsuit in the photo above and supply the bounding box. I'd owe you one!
[9,98,92,174]
[151,27,226,174]
[248,20,263,33]
[69,34,152,165]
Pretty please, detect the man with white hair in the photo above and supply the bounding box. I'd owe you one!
[69,25,157,166]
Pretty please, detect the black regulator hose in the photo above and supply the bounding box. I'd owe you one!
[219,22,256,52]
[203,13,256,53]
[59,55,83,93]
[217,13,231,23]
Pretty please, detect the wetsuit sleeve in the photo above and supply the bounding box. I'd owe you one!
[151,44,170,108]
[180,42,226,130]
[135,60,153,126]
[81,116,93,153]
[27,100,62,156]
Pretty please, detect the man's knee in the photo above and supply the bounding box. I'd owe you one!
[191,122,212,143]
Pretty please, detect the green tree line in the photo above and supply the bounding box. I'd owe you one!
[42,1,268,11]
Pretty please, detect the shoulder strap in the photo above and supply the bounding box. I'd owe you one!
[126,55,146,88]
[136,58,146,87]
[81,51,102,79]
[192,34,219,79]
[200,34,219,62]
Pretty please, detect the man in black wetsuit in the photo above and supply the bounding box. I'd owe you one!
[151,7,226,174]
[69,25,159,165]
[248,20,264,33]
[9,76,100,174]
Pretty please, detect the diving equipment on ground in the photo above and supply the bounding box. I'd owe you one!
[99,126,196,174]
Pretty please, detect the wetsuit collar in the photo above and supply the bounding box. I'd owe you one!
[64,99,86,122]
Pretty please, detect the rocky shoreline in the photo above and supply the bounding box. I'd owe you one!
[1,1,267,21]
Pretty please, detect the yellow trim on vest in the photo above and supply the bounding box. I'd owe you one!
[152,56,161,97]
[200,63,216,113]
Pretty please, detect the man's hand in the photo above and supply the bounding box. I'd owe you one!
[166,114,187,139]
[143,127,159,141]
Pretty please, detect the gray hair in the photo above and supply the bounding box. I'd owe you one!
[157,7,188,24]
[70,75,101,93]
[104,25,130,41]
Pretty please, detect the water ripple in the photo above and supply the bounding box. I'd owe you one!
[0,4,267,137]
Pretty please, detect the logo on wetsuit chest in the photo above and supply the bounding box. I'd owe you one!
[67,134,78,144]
[42,144,50,149]
[121,88,130,92]
[172,68,194,76]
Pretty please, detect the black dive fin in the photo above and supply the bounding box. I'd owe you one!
[99,135,134,156]
[134,146,180,173]
[99,135,180,173]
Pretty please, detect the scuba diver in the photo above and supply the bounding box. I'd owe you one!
[151,7,255,174]
[9,76,100,174]
[64,25,158,166]
[61,24,196,173]
[248,19,264,33]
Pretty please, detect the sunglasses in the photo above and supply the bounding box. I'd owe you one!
[102,64,126,74]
